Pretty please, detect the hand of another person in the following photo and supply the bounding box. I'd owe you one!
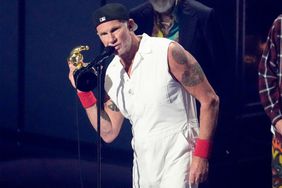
[275,119,282,135]
[188,156,209,185]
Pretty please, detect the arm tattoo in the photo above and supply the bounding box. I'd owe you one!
[171,44,205,87]
[171,44,187,65]
[182,63,205,87]
[108,100,120,112]
[100,101,119,122]
[101,110,111,122]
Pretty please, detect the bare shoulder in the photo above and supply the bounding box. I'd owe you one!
[168,42,206,87]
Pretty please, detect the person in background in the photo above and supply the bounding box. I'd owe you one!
[258,14,282,188]
[68,3,219,188]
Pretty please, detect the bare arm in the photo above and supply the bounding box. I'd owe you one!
[68,62,124,143]
[168,42,219,140]
[85,98,124,143]
[167,42,219,184]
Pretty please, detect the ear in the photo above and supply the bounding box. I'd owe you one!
[128,19,138,32]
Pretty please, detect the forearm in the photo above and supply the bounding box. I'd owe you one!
[189,93,218,183]
[77,91,123,143]
[68,61,123,142]
[192,94,219,159]
[85,105,116,140]
[198,94,219,140]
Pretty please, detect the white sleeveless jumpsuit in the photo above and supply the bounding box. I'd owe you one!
[105,33,199,188]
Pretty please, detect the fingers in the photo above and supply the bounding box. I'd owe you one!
[67,61,77,88]
[68,61,76,69]
[199,172,208,183]
[67,61,78,77]
[189,171,208,185]
[188,157,209,185]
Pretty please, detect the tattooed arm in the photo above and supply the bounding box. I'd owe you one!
[167,42,219,184]
[68,61,124,143]
[168,41,219,140]
[85,98,124,143]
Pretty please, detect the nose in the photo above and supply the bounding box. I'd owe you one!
[107,33,117,46]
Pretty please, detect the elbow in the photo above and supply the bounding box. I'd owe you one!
[211,93,220,110]
[100,123,122,143]
[101,132,117,143]
[103,137,115,143]
[199,92,220,112]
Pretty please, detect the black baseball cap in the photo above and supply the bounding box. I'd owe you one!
[93,3,130,28]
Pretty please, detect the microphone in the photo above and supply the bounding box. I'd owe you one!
[74,46,115,92]
[85,46,115,70]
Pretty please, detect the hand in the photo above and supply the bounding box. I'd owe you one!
[188,156,209,185]
[67,61,77,89]
[275,119,282,135]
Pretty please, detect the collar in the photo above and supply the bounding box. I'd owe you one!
[136,33,153,55]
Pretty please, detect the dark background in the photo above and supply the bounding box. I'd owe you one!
[0,0,282,187]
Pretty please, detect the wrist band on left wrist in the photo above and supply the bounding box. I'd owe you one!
[193,138,212,159]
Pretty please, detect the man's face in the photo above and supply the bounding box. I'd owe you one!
[96,20,132,57]
[149,0,176,13]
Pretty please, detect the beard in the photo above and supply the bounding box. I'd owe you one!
[149,0,176,13]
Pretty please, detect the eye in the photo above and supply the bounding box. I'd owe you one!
[111,26,122,34]
[98,32,107,37]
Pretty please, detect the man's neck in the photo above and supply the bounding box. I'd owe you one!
[120,34,141,73]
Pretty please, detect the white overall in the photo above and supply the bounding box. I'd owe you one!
[105,34,199,188]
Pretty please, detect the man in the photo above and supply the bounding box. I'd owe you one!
[258,14,282,188]
[68,3,219,188]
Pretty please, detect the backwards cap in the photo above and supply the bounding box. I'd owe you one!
[93,3,129,28]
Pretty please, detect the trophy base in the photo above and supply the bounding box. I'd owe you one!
[74,68,97,92]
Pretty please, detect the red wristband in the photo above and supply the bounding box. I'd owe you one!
[193,138,212,159]
[77,91,97,108]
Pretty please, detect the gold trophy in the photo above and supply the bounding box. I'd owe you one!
[68,45,89,69]
[68,45,97,91]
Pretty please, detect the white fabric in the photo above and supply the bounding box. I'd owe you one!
[105,33,199,188]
